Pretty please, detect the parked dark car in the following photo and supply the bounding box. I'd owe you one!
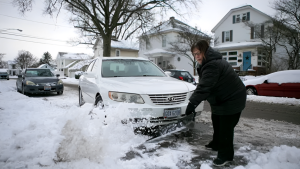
[243,70,300,99]
[16,68,64,95]
[0,69,9,80]
[164,69,196,85]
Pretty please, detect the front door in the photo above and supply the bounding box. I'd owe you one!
[243,52,251,71]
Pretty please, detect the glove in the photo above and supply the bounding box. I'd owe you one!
[185,102,197,116]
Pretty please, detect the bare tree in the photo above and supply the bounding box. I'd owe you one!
[14,50,38,69]
[245,20,281,73]
[272,0,300,69]
[12,0,199,57]
[168,21,212,75]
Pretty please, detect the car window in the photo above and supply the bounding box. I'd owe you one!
[25,69,53,77]
[180,71,192,78]
[86,60,96,72]
[102,59,166,77]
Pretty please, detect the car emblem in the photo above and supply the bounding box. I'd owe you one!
[167,97,176,101]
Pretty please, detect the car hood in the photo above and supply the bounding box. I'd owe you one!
[25,77,59,83]
[99,77,196,94]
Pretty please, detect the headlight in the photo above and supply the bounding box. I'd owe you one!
[108,92,145,104]
[58,79,63,85]
[26,81,35,86]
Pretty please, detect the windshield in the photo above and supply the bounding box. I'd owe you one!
[0,72,8,74]
[101,59,166,77]
[25,69,54,77]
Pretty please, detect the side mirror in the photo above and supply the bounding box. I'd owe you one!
[165,71,172,77]
[263,80,268,84]
[56,74,60,78]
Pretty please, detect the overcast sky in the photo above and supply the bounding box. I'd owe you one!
[0,0,276,61]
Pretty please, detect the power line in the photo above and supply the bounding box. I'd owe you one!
[0,13,73,28]
[0,36,90,48]
[1,32,68,42]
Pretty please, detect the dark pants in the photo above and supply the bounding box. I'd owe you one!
[211,112,241,160]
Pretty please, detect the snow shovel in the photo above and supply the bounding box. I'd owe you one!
[146,113,195,142]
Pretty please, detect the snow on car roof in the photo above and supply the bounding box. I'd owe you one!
[243,70,300,86]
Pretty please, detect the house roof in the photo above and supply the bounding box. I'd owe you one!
[64,61,78,69]
[56,52,92,60]
[7,60,16,65]
[141,17,207,37]
[211,5,272,33]
[69,59,95,70]
[213,41,263,50]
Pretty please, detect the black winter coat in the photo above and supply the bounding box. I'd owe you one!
[189,47,246,115]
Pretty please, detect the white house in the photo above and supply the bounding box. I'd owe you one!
[37,63,55,72]
[55,52,92,77]
[93,38,139,57]
[138,17,207,75]
[7,60,21,76]
[68,59,95,78]
[211,5,282,75]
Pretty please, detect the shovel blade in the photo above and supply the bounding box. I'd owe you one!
[146,113,195,141]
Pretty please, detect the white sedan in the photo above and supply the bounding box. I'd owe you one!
[78,57,203,126]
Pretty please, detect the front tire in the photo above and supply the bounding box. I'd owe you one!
[79,88,85,106]
[94,95,104,109]
[246,87,257,95]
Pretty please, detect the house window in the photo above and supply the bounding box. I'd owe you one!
[62,62,63,65]
[225,31,230,42]
[229,57,237,60]
[242,13,247,21]
[258,62,262,66]
[162,35,166,47]
[229,62,237,66]
[222,30,232,42]
[221,52,227,56]
[116,50,120,57]
[236,15,240,23]
[258,56,262,60]
[262,62,266,66]
[228,51,237,55]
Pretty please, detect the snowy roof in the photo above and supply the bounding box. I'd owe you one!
[7,60,16,65]
[211,5,272,32]
[69,59,95,70]
[213,41,263,50]
[64,61,78,69]
[57,52,92,60]
[141,17,207,37]
[111,40,139,51]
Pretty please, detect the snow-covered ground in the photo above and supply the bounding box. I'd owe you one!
[0,79,300,169]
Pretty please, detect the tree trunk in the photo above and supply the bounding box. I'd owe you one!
[102,35,111,57]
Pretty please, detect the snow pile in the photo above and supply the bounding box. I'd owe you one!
[247,95,300,106]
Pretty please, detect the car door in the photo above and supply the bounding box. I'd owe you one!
[85,59,100,103]
[257,81,284,97]
[281,72,300,98]
[81,60,96,102]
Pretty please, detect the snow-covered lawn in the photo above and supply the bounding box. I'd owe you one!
[0,79,300,169]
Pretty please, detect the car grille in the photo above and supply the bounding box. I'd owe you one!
[148,93,187,105]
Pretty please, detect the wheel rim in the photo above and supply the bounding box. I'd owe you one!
[247,88,255,95]
[95,96,104,109]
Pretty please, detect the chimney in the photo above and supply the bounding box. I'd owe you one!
[170,16,175,20]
